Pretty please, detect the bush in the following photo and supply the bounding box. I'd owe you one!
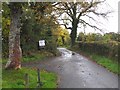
[78,41,118,60]
[45,38,60,56]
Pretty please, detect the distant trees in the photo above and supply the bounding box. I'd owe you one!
[103,32,119,42]
[77,32,85,42]
[52,27,70,46]
[77,32,119,42]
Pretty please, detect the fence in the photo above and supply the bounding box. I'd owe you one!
[24,68,43,89]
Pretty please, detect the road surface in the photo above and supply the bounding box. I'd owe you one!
[23,48,118,88]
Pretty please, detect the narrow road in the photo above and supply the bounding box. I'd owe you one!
[23,48,118,88]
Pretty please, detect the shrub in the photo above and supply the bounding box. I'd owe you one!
[45,38,60,56]
[78,41,118,61]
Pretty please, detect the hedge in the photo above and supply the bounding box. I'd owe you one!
[78,41,119,61]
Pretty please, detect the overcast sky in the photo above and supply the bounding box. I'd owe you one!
[80,0,119,34]
[105,0,119,33]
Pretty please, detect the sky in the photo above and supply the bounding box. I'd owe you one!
[105,0,119,33]
[79,0,119,34]
[60,0,119,35]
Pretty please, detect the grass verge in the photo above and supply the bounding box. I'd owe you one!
[22,51,54,63]
[69,47,119,74]
[2,67,58,88]
[2,51,55,65]
[87,52,118,74]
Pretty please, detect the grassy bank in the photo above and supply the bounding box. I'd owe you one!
[22,51,55,63]
[69,47,119,74]
[2,67,58,88]
[2,51,59,65]
[2,51,59,88]
[83,51,118,74]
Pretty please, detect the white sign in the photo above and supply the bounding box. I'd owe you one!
[39,40,45,47]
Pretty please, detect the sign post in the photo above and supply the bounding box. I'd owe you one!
[38,40,45,50]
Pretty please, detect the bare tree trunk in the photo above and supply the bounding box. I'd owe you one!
[70,19,78,47]
[5,8,22,70]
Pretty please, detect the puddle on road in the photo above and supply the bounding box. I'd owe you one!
[59,48,72,59]
[77,62,83,66]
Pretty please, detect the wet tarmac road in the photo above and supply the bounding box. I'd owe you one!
[23,48,118,88]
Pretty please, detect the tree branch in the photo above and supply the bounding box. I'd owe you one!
[79,19,104,33]
[63,3,73,18]
[60,24,72,30]
[86,10,111,18]
[77,0,93,19]
[82,14,102,25]
[52,2,61,7]
[57,18,72,22]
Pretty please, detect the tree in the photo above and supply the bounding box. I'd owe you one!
[105,32,119,42]
[94,33,103,41]
[86,33,96,42]
[103,33,112,42]
[52,26,70,46]
[20,3,59,56]
[77,32,85,42]
[54,1,110,46]
[2,3,10,58]
[20,7,37,56]
[5,3,23,69]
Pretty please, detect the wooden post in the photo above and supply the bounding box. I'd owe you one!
[37,68,42,88]
[24,73,29,88]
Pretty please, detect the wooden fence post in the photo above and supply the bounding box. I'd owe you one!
[24,73,29,88]
[37,68,42,88]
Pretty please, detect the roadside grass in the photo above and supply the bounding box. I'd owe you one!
[2,51,54,65]
[22,51,55,63]
[90,54,118,74]
[69,47,119,74]
[0,66,1,84]
[2,67,58,88]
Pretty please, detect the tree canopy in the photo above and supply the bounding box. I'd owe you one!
[53,1,111,46]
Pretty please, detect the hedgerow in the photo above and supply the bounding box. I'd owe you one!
[78,41,119,61]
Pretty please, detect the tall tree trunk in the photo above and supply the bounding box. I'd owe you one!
[5,5,22,70]
[61,36,65,45]
[70,19,78,47]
